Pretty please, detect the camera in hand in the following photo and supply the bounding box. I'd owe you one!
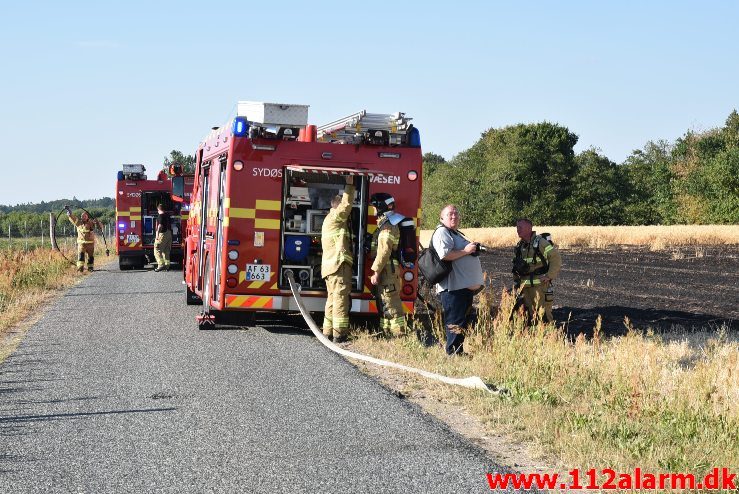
[470,242,485,257]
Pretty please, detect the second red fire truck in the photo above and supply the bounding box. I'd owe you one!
[115,164,194,270]
[179,102,423,329]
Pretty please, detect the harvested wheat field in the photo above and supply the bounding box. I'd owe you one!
[420,226,739,335]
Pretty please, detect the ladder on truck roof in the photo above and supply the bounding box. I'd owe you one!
[317,110,413,146]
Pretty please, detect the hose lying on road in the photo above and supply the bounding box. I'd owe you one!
[286,273,495,394]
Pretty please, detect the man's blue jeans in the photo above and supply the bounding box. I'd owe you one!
[440,288,476,355]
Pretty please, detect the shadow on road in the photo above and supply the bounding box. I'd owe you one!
[63,290,183,297]
[0,407,177,424]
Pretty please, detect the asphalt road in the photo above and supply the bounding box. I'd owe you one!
[0,267,509,493]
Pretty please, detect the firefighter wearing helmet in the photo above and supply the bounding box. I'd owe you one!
[369,192,407,336]
[513,218,562,323]
[320,175,355,342]
[64,206,102,272]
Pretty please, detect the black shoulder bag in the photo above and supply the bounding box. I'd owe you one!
[417,226,453,285]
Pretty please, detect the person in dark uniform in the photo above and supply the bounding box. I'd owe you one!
[154,204,172,272]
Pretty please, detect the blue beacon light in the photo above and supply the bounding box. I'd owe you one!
[408,127,421,148]
[233,117,249,137]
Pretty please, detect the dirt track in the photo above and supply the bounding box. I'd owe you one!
[478,245,739,336]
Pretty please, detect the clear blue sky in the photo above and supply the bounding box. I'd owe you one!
[1,1,737,205]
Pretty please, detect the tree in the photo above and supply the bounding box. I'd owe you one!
[422,121,579,227]
[422,111,739,227]
[422,152,447,178]
[621,140,675,225]
[163,150,196,175]
[566,149,626,225]
[666,110,739,223]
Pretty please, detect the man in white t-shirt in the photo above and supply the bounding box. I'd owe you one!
[431,204,484,355]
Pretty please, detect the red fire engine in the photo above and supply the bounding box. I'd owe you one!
[115,164,194,270]
[180,102,423,329]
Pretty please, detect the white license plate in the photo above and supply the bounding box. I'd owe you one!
[245,264,271,281]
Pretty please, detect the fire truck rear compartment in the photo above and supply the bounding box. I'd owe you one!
[140,191,183,264]
[278,169,369,292]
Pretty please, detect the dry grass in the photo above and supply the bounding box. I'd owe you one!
[420,225,739,250]
[0,248,78,336]
[0,245,113,360]
[349,289,739,475]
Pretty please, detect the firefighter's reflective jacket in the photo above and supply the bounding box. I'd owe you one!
[320,185,355,278]
[68,214,99,245]
[514,232,562,286]
[370,214,400,276]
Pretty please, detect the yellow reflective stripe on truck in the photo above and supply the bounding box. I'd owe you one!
[255,200,281,211]
[254,219,280,230]
[230,208,256,219]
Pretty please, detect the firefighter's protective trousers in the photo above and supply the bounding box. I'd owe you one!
[154,230,172,268]
[377,267,405,334]
[323,263,352,338]
[371,218,406,335]
[77,242,94,271]
[521,284,554,323]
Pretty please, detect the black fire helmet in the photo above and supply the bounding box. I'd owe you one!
[370,193,396,215]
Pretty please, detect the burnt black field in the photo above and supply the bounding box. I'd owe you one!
[476,245,739,337]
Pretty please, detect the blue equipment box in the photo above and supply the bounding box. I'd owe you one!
[284,235,311,263]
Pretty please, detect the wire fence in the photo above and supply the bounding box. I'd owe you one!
[1,219,115,251]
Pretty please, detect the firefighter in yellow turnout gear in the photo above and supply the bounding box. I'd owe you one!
[65,206,102,272]
[321,176,355,342]
[513,218,562,323]
[369,193,407,336]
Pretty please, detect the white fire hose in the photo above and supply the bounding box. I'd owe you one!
[286,273,494,394]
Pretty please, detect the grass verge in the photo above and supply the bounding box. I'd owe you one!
[0,246,113,363]
[348,288,738,476]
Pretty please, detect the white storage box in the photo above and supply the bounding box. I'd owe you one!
[237,101,309,126]
[122,164,145,173]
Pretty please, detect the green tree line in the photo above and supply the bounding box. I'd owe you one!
[421,110,739,228]
[0,197,114,215]
[0,203,115,238]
